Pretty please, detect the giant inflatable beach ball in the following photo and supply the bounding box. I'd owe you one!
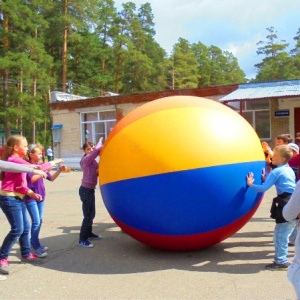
[99,96,265,251]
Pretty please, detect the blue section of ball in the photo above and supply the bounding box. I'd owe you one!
[100,161,264,235]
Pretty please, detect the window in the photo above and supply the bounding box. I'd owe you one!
[245,100,269,110]
[229,100,270,139]
[80,110,116,145]
[243,100,270,140]
[82,112,98,122]
[255,110,270,139]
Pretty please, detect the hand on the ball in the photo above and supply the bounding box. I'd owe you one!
[261,168,266,182]
[98,137,103,147]
[246,172,254,186]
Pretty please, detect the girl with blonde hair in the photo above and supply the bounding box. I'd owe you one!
[25,143,64,257]
[0,136,59,276]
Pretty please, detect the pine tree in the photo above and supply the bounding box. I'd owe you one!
[0,0,53,142]
[92,0,118,94]
[137,3,168,92]
[169,38,199,89]
[192,42,212,87]
[290,28,300,78]
[255,26,291,81]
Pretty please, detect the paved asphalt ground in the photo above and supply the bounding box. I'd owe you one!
[0,171,297,299]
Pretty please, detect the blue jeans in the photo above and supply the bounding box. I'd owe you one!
[26,200,45,250]
[274,220,297,264]
[0,195,31,258]
[79,186,95,241]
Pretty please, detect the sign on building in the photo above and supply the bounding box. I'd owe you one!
[274,110,290,117]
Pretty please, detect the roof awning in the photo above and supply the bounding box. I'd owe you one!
[52,124,63,130]
[220,79,300,102]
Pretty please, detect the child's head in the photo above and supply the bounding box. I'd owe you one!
[288,143,299,157]
[3,135,28,160]
[272,145,293,165]
[284,133,293,143]
[275,134,289,146]
[82,142,94,155]
[27,143,43,163]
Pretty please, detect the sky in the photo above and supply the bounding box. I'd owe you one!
[114,0,299,80]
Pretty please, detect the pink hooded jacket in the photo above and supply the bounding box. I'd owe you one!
[1,156,52,199]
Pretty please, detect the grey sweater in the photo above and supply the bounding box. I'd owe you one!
[0,160,35,173]
[283,180,300,259]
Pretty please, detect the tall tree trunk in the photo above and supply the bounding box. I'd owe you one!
[32,77,37,143]
[62,0,68,92]
[100,59,105,96]
[44,90,49,146]
[31,29,38,143]
[115,63,120,93]
[114,47,122,93]
[2,7,10,138]
[75,49,79,95]
[18,71,23,135]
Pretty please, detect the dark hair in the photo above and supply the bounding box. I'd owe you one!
[284,133,293,143]
[276,134,289,144]
[82,143,89,150]
[82,141,95,150]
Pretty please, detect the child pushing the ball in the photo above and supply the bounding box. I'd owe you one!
[247,144,296,271]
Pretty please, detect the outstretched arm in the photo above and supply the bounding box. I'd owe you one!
[0,160,46,178]
[49,165,68,182]
[81,137,103,164]
[246,171,275,192]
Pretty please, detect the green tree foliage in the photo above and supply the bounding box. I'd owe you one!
[192,42,245,87]
[169,38,199,89]
[0,0,53,143]
[0,0,248,142]
[119,2,167,93]
[93,0,118,94]
[255,26,293,81]
[289,28,300,78]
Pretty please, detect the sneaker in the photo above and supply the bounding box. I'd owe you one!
[34,247,48,258]
[265,262,290,271]
[79,240,94,248]
[21,253,44,264]
[40,245,49,251]
[89,233,102,240]
[0,258,10,275]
